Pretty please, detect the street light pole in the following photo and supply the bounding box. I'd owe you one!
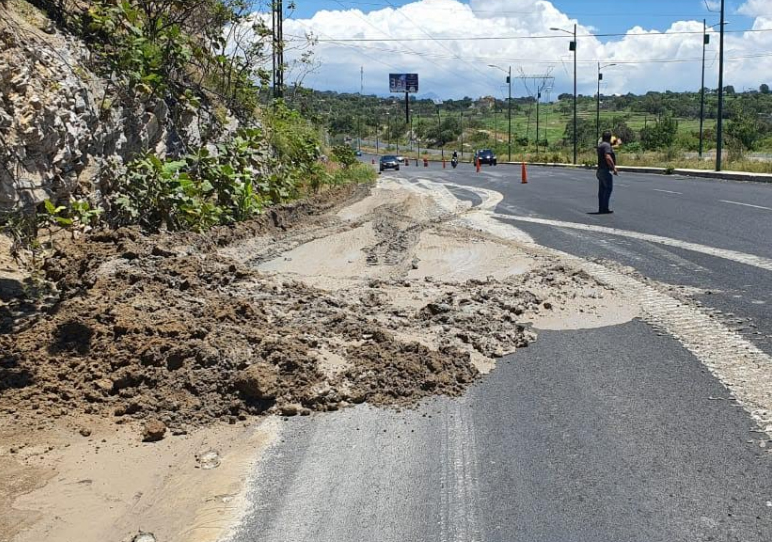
[460,112,464,160]
[716,0,726,171]
[436,105,444,160]
[508,66,512,162]
[551,25,578,164]
[572,24,577,164]
[596,62,616,143]
[488,64,513,162]
[699,19,708,159]
[410,109,414,156]
[375,115,380,154]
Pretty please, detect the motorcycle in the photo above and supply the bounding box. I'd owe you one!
[451,156,459,169]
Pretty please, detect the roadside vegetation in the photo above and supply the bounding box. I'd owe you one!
[299,87,772,172]
[1,0,373,252]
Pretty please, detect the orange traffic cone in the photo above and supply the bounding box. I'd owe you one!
[521,162,528,184]
[442,159,446,169]
[476,158,481,173]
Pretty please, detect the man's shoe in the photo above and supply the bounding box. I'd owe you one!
[599,210,614,214]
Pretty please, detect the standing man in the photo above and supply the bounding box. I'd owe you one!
[596,130,618,214]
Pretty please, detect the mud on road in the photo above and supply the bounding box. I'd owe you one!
[1,179,629,433]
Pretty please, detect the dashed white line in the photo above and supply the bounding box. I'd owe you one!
[652,189,683,195]
[720,200,772,212]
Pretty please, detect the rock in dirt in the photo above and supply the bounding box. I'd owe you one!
[130,532,156,542]
[78,427,92,437]
[280,403,302,417]
[235,363,279,401]
[141,419,167,442]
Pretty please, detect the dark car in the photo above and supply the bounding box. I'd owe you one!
[475,149,497,166]
[379,155,400,172]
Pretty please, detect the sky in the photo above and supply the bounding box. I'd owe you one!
[276,0,772,99]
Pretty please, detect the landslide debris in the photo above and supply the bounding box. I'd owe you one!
[0,181,621,431]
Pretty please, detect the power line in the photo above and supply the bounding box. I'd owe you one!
[289,28,772,43]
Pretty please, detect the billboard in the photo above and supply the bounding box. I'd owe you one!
[389,73,419,94]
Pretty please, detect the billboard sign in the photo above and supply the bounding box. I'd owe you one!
[389,73,419,94]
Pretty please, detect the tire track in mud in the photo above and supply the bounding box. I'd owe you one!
[398,176,772,438]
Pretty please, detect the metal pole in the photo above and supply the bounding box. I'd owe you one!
[508,66,512,162]
[387,114,391,152]
[596,62,601,143]
[416,113,420,161]
[376,116,379,154]
[573,24,578,165]
[716,0,726,171]
[460,112,464,160]
[437,106,444,160]
[699,19,707,159]
[410,111,414,155]
[536,90,540,159]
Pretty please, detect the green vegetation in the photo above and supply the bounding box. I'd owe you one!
[307,87,772,172]
[3,1,372,246]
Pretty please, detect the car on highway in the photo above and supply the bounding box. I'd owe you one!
[474,149,497,166]
[379,155,400,172]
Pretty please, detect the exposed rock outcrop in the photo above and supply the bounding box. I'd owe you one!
[0,1,234,211]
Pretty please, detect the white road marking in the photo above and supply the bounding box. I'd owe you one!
[720,200,772,212]
[491,214,772,273]
[386,177,772,437]
[652,189,683,195]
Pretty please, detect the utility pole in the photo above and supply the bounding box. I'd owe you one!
[416,113,420,161]
[551,25,578,163]
[508,66,512,162]
[272,0,284,99]
[572,24,577,164]
[596,63,617,142]
[460,112,464,159]
[375,115,380,154]
[716,0,726,171]
[536,91,541,159]
[360,66,364,95]
[436,105,444,160]
[699,19,709,159]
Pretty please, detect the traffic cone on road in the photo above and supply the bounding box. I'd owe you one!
[476,158,481,173]
[443,159,446,169]
[521,162,528,184]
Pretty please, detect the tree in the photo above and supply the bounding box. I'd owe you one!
[726,112,761,151]
[761,84,770,95]
[640,115,678,150]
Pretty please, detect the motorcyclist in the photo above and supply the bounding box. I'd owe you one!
[451,150,459,168]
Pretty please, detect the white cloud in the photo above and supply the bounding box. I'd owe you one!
[279,0,772,98]
[739,0,772,18]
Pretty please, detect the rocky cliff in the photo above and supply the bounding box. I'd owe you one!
[0,0,233,211]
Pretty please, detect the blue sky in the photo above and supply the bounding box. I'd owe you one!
[290,1,755,37]
[280,0,771,98]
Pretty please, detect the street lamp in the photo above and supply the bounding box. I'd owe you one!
[699,20,723,159]
[716,0,726,171]
[436,104,444,160]
[489,64,512,162]
[410,108,414,156]
[386,112,391,152]
[597,62,617,143]
[551,25,577,164]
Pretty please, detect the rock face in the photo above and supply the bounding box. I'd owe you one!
[0,3,234,211]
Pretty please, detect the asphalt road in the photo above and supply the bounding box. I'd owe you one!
[230,163,772,542]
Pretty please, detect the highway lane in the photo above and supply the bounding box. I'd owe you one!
[387,161,772,357]
[229,165,772,542]
[232,324,772,542]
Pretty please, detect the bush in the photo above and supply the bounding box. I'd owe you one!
[331,145,358,168]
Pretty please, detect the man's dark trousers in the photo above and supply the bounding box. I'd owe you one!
[596,169,613,213]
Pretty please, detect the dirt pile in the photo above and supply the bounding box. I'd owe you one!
[1,179,620,431]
